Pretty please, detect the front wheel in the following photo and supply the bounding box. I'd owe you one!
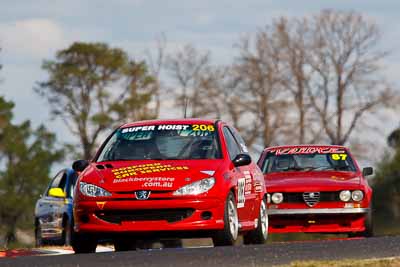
[212,192,239,246]
[35,223,43,247]
[61,219,72,246]
[244,197,268,244]
[72,233,97,253]
[349,208,373,238]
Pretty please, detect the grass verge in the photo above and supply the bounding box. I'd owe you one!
[279,257,400,267]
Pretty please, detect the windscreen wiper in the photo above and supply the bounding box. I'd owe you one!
[302,166,335,171]
[282,166,305,171]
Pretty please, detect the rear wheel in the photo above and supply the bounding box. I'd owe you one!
[72,233,97,253]
[212,192,239,246]
[244,197,268,244]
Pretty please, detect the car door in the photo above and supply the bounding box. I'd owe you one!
[65,170,78,221]
[222,127,254,223]
[40,171,67,239]
[229,126,258,219]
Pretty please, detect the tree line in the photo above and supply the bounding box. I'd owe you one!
[36,10,397,159]
[0,9,399,246]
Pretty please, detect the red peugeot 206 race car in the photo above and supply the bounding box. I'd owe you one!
[258,145,373,237]
[71,119,268,253]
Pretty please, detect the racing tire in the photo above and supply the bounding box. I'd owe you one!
[35,223,43,247]
[61,218,72,246]
[349,207,374,238]
[363,207,374,237]
[212,192,239,246]
[72,232,97,253]
[243,197,268,244]
[114,238,137,252]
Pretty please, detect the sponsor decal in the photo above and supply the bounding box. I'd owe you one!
[121,125,190,133]
[243,171,252,195]
[237,178,246,208]
[96,201,106,210]
[345,203,354,208]
[112,163,189,178]
[269,147,346,156]
[331,176,346,181]
[254,181,263,193]
[121,124,215,133]
[113,176,175,188]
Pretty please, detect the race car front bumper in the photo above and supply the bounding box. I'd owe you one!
[268,208,369,215]
[74,197,225,235]
[268,208,370,233]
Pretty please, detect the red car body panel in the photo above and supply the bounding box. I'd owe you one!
[74,119,266,237]
[258,145,372,234]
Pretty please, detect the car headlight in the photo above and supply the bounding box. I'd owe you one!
[271,193,283,204]
[173,178,215,196]
[351,190,364,202]
[339,190,351,202]
[79,182,112,197]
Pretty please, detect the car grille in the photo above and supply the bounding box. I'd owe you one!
[302,192,320,207]
[284,192,340,204]
[95,209,195,224]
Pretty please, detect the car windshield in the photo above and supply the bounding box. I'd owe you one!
[97,124,221,161]
[261,148,357,173]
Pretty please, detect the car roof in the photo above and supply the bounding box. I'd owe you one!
[264,144,348,152]
[121,118,220,128]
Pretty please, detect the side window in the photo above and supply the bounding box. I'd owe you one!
[46,171,67,196]
[46,172,62,196]
[223,127,241,160]
[68,172,78,198]
[58,173,67,192]
[229,127,249,154]
[262,156,271,174]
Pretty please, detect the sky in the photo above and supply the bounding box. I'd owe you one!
[1,0,400,169]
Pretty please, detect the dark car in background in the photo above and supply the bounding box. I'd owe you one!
[34,168,78,246]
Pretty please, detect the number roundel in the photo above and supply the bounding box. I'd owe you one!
[192,124,215,132]
[331,154,347,161]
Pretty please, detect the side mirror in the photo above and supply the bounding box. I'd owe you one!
[233,154,252,167]
[48,188,66,198]
[72,159,89,172]
[362,167,373,177]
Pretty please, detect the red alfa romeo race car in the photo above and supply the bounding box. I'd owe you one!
[258,145,373,237]
[71,119,268,253]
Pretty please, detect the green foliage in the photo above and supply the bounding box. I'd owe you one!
[372,144,400,234]
[282,258,400,267]
[36,42,157,159]
[0,96,64,247]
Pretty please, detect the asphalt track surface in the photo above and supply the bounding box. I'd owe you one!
[1,235,400,267]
